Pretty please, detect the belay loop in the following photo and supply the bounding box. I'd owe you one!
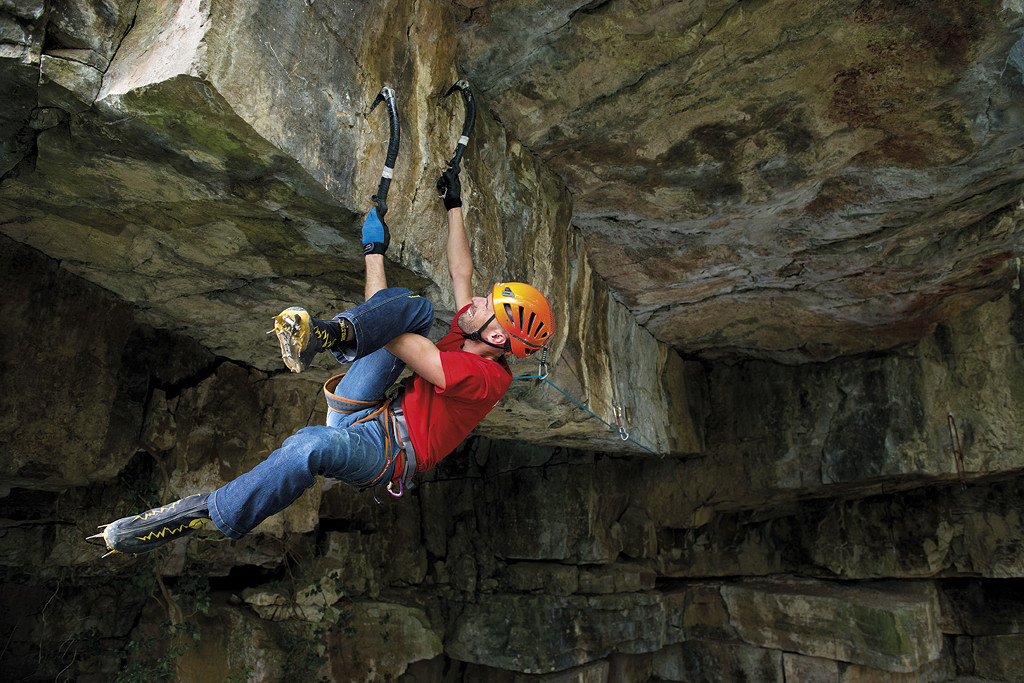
[368,86,400,218]
[440,80,476,172]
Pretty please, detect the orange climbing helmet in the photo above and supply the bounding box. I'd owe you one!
[491,282,554,358]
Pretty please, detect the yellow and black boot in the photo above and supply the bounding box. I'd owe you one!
[88,493,211,556]
[271,307,346,373]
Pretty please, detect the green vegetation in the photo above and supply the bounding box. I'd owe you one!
[279,573,357,681]
[113,620,199,683]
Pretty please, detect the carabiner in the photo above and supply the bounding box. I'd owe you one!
[613,404,629,440]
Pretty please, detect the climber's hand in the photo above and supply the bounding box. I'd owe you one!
[436,163,462,211]
[362,207,390,256]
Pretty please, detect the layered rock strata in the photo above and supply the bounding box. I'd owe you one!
[1,237,1021,681]
[1,0,1023,681]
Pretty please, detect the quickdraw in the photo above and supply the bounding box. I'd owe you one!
[368,86,400,219]
[536,345,549,380]
[440,80,476,172]
[613,404,630,440]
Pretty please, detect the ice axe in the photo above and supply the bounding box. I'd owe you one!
[440,80,475,173]
[367,86,400,219]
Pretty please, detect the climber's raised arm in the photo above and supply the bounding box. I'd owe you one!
[438,165,473,310]
[382,163,471,389]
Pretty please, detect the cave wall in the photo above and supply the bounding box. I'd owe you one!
[0,0,702,458]
[2,238,1023,682]
[1,0,1023,681]
[455,0,1024,363]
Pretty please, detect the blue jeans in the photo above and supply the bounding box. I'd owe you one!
[208,288,434,539]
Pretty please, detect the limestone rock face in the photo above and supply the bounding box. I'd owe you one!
[720,579,942,672]
[455,0,1024,362]
[1,236,1022,681]
[0,0,699,455]
[2,1,1024,682]
[0,0,43,175]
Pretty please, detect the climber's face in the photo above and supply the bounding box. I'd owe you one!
[457,292,508,354]
[458,292,497,334]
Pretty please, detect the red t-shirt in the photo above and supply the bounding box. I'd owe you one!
[401,304,512,472]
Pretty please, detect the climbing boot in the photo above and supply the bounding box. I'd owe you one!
[272,307,316,373]
[271,307,347,373]
[88,493,211,557]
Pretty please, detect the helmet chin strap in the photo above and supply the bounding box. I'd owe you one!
[460,314,510,352]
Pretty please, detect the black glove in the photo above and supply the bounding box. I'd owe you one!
[436,164,462,210]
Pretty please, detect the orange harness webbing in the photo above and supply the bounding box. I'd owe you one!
[322,373,414,492]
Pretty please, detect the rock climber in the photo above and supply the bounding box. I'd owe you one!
[89,161,554,556]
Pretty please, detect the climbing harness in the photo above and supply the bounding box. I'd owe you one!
[387,394,418,497]
[439,79,476,173]
[368,86,400,219]
[323,373,417,499]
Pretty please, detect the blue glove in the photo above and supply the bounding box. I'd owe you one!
[362,207,390,255]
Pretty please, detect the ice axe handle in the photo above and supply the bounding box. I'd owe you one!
[368,86,400,218]
[442,80,475,170]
